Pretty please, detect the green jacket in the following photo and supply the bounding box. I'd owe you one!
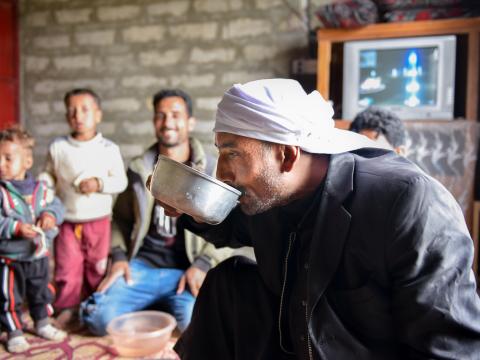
[110,138,232,270]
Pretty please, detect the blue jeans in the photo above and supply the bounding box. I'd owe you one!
[79,258,195,335]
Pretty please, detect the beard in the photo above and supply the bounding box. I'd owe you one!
[157,129,187,148]
[239,162,288,216]
[158,138,179,148]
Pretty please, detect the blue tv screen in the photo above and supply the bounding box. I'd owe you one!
[357,47,439,109]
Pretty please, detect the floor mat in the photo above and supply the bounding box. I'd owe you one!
[0,314,178,359]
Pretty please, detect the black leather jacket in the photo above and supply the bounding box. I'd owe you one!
[183,149,480,359]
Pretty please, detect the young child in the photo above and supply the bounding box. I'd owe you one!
[0,127,66,353]
[38,88,127,328]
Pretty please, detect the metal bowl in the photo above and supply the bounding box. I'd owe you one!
[148,155,241,224]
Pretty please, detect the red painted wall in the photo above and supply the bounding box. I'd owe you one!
[0,0,18,129]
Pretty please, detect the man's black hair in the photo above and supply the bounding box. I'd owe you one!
[350,106,407,148]
[64,88,101,109]
[152,89,193,117]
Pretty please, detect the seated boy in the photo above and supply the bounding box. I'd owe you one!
[349,106,407,155]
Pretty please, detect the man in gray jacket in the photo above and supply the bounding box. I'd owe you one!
[80,89,231,335]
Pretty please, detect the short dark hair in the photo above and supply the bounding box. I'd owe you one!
[350,106,406,148]
[152,89,193,117]
[0,126,35,153]
[64,88,101,109]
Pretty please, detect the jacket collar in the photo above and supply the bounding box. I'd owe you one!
[307,152,354,319]
[189,137,208,172]
[0,172,36,196]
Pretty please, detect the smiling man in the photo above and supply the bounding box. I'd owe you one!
[170,79,480,359]
[80,89,232,336]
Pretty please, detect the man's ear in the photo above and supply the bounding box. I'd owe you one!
[187,116,196,132]
[280,145,300,172]
[95,108,103,124]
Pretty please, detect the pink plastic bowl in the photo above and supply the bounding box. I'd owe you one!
[106,311,177,357]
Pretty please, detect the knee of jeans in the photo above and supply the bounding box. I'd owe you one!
[79,293,113,336]
[177,318,190,332]
[176,309,193,333]
[173,295,195,333]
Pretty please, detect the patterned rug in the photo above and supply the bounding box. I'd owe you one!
[0,314,178,359]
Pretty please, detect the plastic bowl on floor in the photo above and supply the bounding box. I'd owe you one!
[106,311,177,358]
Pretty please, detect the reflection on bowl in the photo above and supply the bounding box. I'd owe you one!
[107,311,176,358]
[149,155,241,224]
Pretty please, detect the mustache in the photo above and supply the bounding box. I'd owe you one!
[229,183,246,196]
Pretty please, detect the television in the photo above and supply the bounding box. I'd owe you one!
[342,35,456,120]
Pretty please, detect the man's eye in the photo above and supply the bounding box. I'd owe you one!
[228,152,238,159]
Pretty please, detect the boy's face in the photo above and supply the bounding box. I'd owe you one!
[66,94,102,141]
[0,141,33,181]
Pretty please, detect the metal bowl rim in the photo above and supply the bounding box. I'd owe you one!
[155,155,241,196]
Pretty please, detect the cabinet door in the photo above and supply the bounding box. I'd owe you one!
[0,0,18,128]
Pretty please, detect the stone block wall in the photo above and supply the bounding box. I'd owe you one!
[19,0,331,172]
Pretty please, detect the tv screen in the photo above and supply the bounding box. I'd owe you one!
[343,36,456,120]
[358,47,439,108]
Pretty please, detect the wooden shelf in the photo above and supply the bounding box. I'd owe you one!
[317,17,480,121]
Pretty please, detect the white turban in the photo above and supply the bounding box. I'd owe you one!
[214,78,378,154]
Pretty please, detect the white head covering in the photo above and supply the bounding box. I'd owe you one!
[214,78,378,154]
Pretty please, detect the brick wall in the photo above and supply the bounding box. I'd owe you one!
[19,0,330,172]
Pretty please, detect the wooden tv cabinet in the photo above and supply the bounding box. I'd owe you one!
[316,17,480,121]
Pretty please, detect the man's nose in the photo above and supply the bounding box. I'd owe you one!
[164,114,176,128]
[216,162,233,184]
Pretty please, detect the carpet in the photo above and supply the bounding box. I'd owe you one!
[0,314,178,359]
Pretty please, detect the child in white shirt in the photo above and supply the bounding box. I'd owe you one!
[39,88,127,328]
